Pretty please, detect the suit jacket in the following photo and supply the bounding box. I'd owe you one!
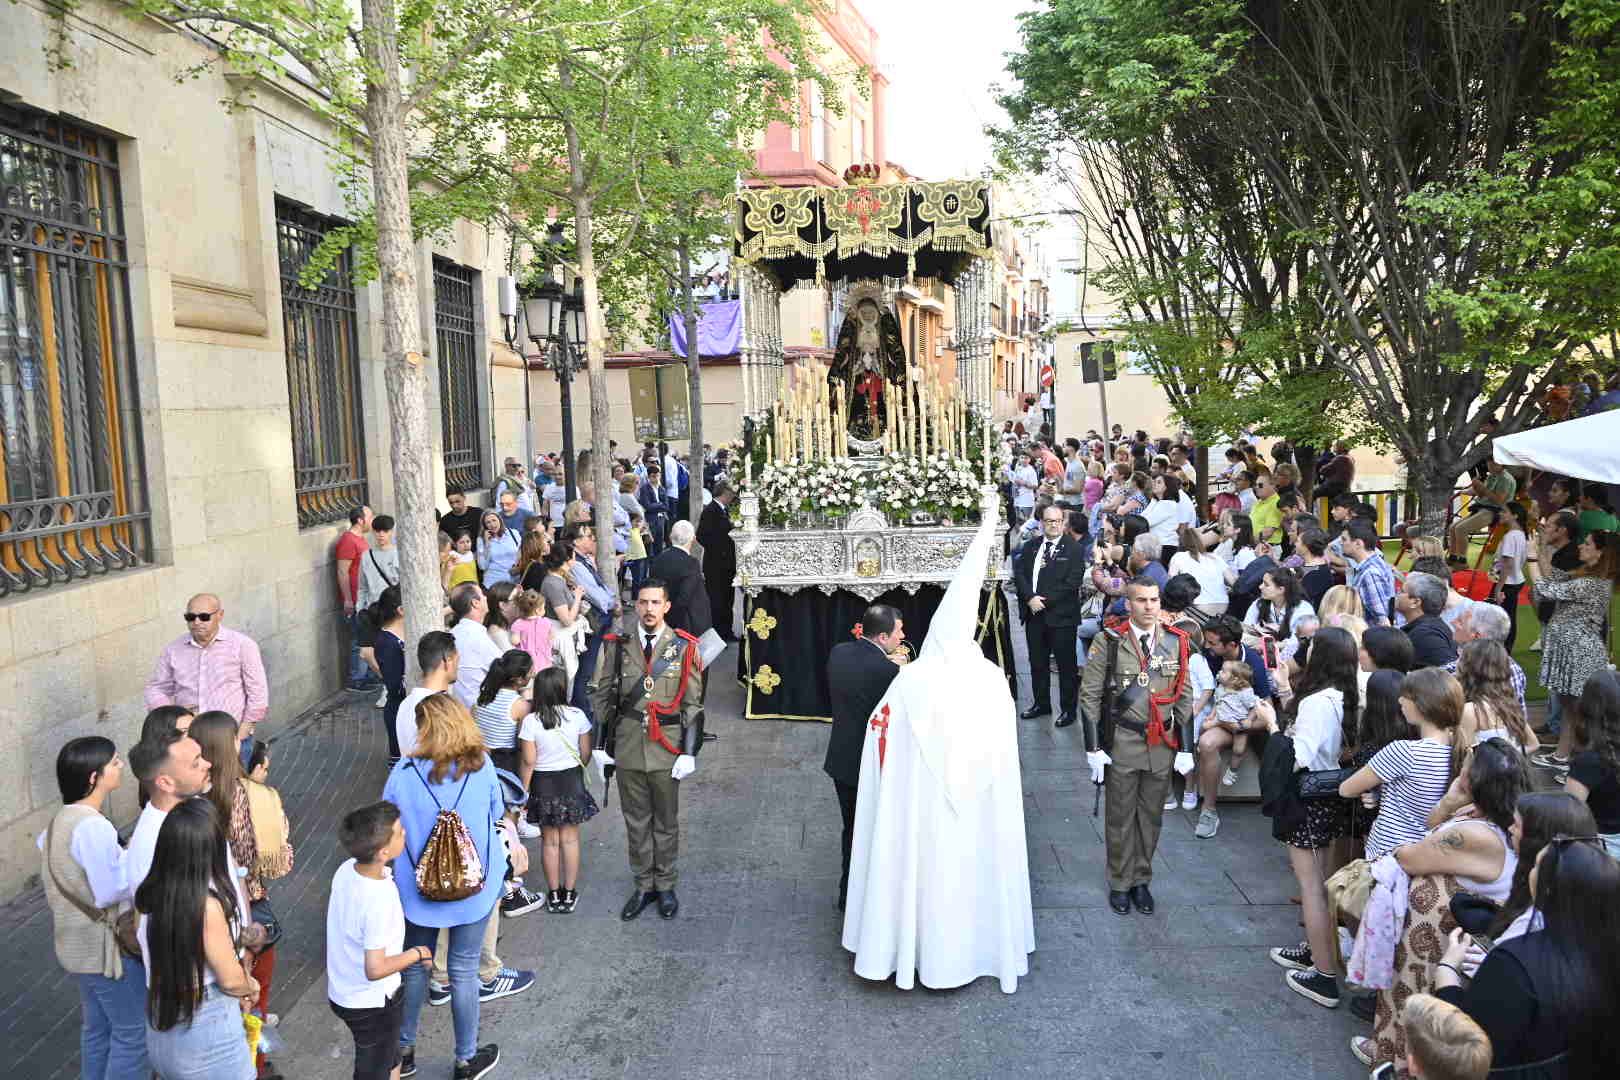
[1012,533,1088,627]
[823,639,900,786]
[646,546,712,638]
[697,500,736,580]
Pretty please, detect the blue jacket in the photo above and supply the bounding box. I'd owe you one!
[383,756,508,928]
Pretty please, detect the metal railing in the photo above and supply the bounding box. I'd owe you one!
[433,259,482,492]
[276,199,368,527]
[0,103,151,596]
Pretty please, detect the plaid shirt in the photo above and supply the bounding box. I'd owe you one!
[1348,550,1397,626]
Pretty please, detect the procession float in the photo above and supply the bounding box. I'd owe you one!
[727,171,1015,721]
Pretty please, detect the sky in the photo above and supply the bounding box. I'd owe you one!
[854,0,1028,182]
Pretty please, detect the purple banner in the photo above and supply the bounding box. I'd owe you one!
[669,299,741,358]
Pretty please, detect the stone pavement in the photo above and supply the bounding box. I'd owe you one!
[3,622,1368,1080]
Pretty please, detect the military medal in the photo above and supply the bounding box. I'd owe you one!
[643,675,655,694]
[1137,671,1151,687]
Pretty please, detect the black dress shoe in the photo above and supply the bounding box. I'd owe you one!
[620,889,658,921]
[1019,705,1052,720]
[1129,884,1155,915]
[657,888,679,919]
[1053,711,1075,728]
[1109,890,1131,915]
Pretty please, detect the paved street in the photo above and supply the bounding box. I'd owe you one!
[4,615,1366,1080]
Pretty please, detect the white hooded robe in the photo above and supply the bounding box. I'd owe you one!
[840,492,1035,992]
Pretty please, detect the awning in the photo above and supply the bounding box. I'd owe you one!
[1492,411,1620,483]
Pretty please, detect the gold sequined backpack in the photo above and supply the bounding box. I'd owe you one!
[405,764,486,902]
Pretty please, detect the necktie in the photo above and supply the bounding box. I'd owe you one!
[643,633,655,666]
[1038,541,1053,577]
[1140,633,1152,658]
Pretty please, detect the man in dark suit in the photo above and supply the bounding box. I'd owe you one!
[697,481,738,640]
[824,603,905,911]
[645,518,712,638]
[1013,503,1089,727]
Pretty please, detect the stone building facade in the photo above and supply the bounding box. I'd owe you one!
[0,2,523,899]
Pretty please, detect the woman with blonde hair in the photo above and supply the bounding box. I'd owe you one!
[1318,584,1365,623]
[382,693,512,1078]
[514,531,550,592]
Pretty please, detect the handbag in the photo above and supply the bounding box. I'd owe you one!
[1326,857,1376,925]
[404,764,488,902]
[44,819,141,960]
[1298,765,1355,799]
[249,897,283,949]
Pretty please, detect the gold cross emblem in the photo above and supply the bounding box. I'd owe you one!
[747,608,779,640]
[750,665,782,695]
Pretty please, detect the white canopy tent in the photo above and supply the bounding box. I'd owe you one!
[1492,411,1620,483]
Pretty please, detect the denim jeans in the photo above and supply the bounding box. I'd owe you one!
[344,611,372,688]
[1075,617,1104,668]
[1546,693,1563,736]
[78,954,147,1080]
[145,984,254,1080]
[571,626,604,723]
[401,912,490,1062]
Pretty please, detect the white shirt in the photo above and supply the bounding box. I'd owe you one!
[1009,465,1037,509]
[127,802,250,919]
[1177,490,1197,527]
[1496,529,1527,585]
[1143,499,1181,544]
[663,453,680,498]
[396,686,441,759]
[1291,688,1345,772]
[450,620,503,709]
[36,812,129,908]
[519,706,594,772]
[541,483,568,527]
[1168,550,1230,606]
[1244,597,1317,638]
[325,859,407,1009]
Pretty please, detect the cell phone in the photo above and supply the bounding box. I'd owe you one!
[1260,634,1279,670]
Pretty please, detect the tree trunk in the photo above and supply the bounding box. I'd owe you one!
[1416,467,1458,541]
[679,240,704,522]
[1294,443,1318,516]
[558,59,617,589]
[360,0,436,683]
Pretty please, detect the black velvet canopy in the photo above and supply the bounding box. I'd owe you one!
[734,180,994,290]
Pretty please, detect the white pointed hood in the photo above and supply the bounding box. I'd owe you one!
[873,486,1009,812]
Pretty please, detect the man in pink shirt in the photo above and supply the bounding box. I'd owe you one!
[144,592,268,732]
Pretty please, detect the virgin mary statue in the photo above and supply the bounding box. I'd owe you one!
[827,282,907,444]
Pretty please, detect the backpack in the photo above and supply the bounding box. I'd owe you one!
[405,764,486,901]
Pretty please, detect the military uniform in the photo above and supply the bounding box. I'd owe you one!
[591,619,704,893]
[1077,620,1194,892]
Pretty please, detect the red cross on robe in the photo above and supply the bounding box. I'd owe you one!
[870,703,891,770]
[855,371,883,426]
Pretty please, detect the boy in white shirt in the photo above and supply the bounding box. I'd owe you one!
[327,801,431,1080]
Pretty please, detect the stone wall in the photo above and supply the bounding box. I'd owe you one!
[0,2,511,900]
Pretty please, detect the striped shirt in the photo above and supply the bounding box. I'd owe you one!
[474,688,522,751]
[1365,738,1454,858]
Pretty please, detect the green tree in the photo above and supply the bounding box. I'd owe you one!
[499,0,833,568]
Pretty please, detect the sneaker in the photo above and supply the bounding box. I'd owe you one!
[561,887,578,913]
[479,967,534,1002]
[375,686,388,708]
[1350,1036,1377,1067]
[1194,810,1220,839]
[1286,967,1341,1008]
[501,885,545,918]
[1531,750,1569,769]
[1163,793,1178,811]
[1221,768,1238,787]
[1270,941,1313,971]
[517,820,541,840]
[453,1044,500,1080]
[400,1047,417,1078]
[427,982,450,1007]
[546,888,564,913]
[1181,790,1199,810]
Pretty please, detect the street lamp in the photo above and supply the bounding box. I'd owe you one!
[524,262,584,504]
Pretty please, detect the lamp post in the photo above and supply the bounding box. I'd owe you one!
[524,264,586,505]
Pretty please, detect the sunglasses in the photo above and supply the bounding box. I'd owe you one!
[183,612,217,623]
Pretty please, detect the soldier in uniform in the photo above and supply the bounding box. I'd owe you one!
[1078,575,1196,916]
[592,579,705,921]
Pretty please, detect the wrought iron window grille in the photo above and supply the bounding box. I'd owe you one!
[433,258,482,492]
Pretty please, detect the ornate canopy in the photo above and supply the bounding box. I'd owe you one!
[733,180,993,289]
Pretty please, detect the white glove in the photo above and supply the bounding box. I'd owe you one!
[591,748,613,781]
[1086,750,1111,785]
[671,754,696,781]
[1174,752,1195,776]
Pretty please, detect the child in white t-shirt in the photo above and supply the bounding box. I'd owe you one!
[518,668,599,913]
[327,801,431,1080]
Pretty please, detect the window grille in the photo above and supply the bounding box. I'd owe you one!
[275,198,367,527]
[433,259,482,492]
[0,104,149,596]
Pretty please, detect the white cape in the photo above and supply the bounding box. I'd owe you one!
[840,492,1035,992]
